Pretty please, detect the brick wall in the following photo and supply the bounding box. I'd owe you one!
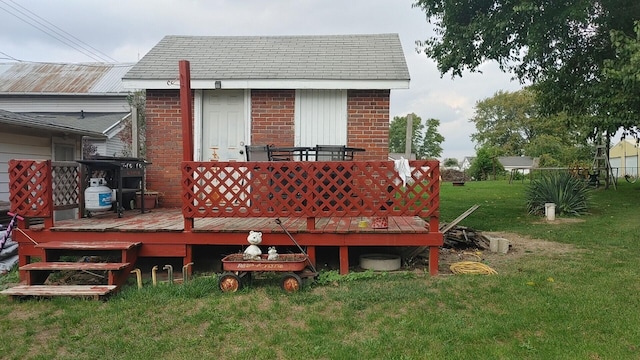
[347,90,390,161]
[145,89,184,207]
[251,90,295,146]
[145,88,390,207]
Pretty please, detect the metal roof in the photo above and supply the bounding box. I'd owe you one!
[123,34,410,84]
[0,109,127,136]
[0,63,134,94]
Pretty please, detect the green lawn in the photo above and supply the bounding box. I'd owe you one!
[1,180,639,359]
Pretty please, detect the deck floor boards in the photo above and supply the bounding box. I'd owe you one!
[45,208,432,235]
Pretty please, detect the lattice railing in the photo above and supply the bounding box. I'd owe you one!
[182,160,440,219]
[9,160,53,218]
[52,161,80,210]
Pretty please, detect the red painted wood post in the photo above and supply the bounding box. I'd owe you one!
[306,246,316,269]
[428,246,439,275]
[179,60,194,162]
[306,217,315,231]
[339,246,349,275]
[179,60,194,231]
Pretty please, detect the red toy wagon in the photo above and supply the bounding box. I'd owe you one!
[219,253,316,293]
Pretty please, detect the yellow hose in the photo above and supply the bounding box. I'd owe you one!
[450,261,497,275]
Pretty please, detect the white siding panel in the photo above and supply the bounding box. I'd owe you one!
[625,156,638,176]
[295,90,347,147]
[610,157,621,175]
[0,132,52,201]
[106,138,126,157]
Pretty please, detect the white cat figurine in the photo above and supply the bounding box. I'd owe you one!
[243,230,263,260]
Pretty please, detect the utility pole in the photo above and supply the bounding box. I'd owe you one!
[405,113,413,159]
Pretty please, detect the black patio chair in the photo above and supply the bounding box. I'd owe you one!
[245,145,271,161]
[314,145,346,161]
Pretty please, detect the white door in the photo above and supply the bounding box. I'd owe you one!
[202,90,246,161]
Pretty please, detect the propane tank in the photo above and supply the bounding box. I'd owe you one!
[85,178,112,212]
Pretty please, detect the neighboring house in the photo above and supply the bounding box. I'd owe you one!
[122,34,410,207]
[0,62,135,203]
[609,138,639,177]
[461,156,475,170]
[0,109,106,200]
[498,156,538,174]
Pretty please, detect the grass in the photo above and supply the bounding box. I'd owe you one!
[1,180,639,359]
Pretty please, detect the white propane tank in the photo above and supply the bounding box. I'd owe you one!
[85,178,112,212]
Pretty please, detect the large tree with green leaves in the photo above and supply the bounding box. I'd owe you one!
[389,114,445,159]
[470,88,592,166]
[413,0,640,136]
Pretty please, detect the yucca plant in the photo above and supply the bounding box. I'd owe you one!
[525,171,590,216]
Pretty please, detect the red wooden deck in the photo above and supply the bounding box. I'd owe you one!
[8,159,443,277]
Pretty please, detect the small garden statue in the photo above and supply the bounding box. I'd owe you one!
[267,246,279,261]
[243,230,263,260]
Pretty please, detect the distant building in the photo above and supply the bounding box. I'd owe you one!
[497,156,538,174]
[609,138,639,178]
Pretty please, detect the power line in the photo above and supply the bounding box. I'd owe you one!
[0,51,134,67]
[5,0,117,62]
[0,0,116,62]
[0,50,21,61]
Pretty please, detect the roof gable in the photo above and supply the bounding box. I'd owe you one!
[123,34,410,90]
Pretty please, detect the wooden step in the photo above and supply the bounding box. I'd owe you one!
[36,241,141,250]
[20,262,130,271]
[1,285,117,300]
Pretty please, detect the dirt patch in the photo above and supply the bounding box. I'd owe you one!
[437,231,579,274]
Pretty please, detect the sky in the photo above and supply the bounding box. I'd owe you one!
[0,0,524,161]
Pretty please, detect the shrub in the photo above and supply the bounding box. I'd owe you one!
[525,171,590,216]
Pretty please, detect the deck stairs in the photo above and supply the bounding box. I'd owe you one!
[1,241,140,300]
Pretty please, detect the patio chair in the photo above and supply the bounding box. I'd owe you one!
[245,145,271,161]
[314,145,346,161]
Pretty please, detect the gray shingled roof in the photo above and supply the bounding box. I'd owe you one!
[123,34,410,81]
[0,109,126,136]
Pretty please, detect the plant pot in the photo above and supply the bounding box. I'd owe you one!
[136,191,158,209]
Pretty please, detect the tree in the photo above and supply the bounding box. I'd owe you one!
[414,0,640,136]
[604,20,640,139]
[470,88,592,165]
[389,114,445,159]
[468,146,503,181]
[443,157,459,168]
[118,91,147,157]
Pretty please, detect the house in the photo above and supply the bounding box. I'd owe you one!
[498,156,538,183]
[0,35,445,295]
[122,34,410,207]
[461,156,475,170]
[609,138,639,177]
[0,62,135,203]
[498,156,538,173]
